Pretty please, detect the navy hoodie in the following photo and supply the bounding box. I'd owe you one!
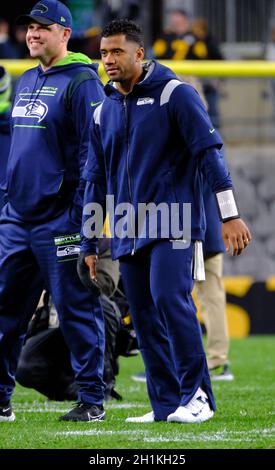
[0,106,11,208]
[83,60,232,259]
[6,52,104,222]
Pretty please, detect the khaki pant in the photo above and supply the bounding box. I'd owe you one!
[195,253,229,369]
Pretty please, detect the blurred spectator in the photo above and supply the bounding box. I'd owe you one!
[191,18,224,128]
[191,18,223,61]
[265,24,275,119]
[152,11,223,127]
[152,9,195,60]
[0,18,18,58]
[14,25,30,59]
[0,66,12,209]
[69,26,101,59]
[102,0,142,23]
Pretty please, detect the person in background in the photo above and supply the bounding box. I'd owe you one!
[0,0,106,423]
[13,25,31,59]
[265,24,275,120]
[0,18,18,58]
[152,9,195,61]
[182,75,233,381]
[191,18,224,128]
[152,11,223,128]
[195,181,234,381]
[80,19,251,424]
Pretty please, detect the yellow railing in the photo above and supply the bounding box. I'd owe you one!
[2,59,275,78]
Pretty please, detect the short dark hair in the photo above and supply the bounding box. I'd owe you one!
[101,19,144,47]
[168,9,189,18]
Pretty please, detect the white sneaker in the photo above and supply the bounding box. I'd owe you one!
[167,387,214,423]
[125,411,155,423]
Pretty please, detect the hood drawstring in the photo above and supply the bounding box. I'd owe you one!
[29,69,48,113]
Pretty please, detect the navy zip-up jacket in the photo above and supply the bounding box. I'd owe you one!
[0,106,11,208]
[83,61,232,259]
[6,52,104,222]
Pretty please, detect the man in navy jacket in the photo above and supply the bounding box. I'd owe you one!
[0,66,12,209]
[81,19,251,423]
[0,0,106,423]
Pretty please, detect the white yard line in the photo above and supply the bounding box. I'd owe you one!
[54,427,275,443]
[12,402,145,412]
[56,430,149,436]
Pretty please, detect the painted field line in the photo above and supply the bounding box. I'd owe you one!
[55,430,149,436]
[13,402,145,412]
[142,428,275,443]
[106,403,145,409]
[55,427,275,443]
[143,436,252,443]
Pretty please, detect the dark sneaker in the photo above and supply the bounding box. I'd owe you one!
[59,403,105,422]
[210,364,234,381]
[0,402,16,422]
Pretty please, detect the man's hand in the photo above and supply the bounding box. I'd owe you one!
[222,218,252,256]
[77,252,101,296]
[84,254,98,280]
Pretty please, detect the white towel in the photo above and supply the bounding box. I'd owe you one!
[193,241,205,281]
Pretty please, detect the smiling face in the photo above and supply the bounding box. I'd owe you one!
[26,22,71,69]
[100,34,144,91]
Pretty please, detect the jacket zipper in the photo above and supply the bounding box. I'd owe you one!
[124,97,136,255]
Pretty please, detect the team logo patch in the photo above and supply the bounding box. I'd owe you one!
[137,97,154,106]
[31,3,48,15]
[56,245,80,257]
[54,233,81,261]
[12,98,48,123]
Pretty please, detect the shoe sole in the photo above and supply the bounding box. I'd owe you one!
[211,375,234,381]
[0,412,16,422]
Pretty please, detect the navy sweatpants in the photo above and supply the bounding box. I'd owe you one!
[0,203,105,405]
[119,240,216,421]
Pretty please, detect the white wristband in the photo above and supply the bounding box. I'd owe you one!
[216,189,240,222]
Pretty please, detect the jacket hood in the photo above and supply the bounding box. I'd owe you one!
[37,51,99,75]
[142,60,178,85]
[105,60,177,98]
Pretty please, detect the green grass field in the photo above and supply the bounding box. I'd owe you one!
[0,336,274,449]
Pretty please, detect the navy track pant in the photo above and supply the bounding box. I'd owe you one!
[0,203,105,405]
[119,240,216,421]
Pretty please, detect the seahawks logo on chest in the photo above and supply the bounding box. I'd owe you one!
[136,97,155,106]
[12,98,48,123]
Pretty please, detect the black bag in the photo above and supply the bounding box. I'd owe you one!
[17,291,123,401]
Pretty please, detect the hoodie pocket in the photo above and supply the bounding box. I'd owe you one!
[7,165,66,215]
